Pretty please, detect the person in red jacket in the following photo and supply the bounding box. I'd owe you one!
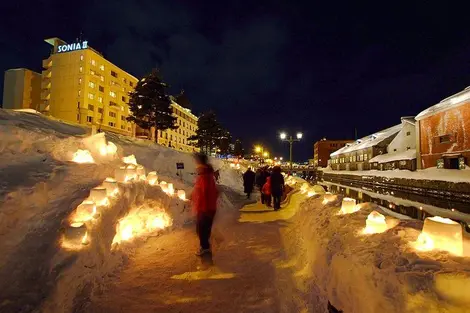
[261,176,272,207]
[191,153,218,256]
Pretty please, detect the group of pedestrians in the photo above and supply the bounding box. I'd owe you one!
[243,165,285,211]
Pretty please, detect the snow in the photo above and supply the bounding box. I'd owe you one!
[0,109,241,312]
[386,119,416,154]
[331,124,402,156]
[369,149,416,163]
[283,194,470,313]
[321,166,470,183]
[416,87,470,120]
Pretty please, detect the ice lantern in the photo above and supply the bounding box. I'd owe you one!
[177,190,186,201]
[125,165,137,182]
[90,187,108,206]
[115,166,127,183]
[72,200,97,223]
[415,216,463,256]
[339,197,358,214]
[364,211,387,234]
[147,171,158,185]
[136,165,146,180]
[167,183,175,196]
[322,192,335,204]
[103,178,119,196]
[160,181,168,193]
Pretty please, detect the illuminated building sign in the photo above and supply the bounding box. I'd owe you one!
[57,41,88,53]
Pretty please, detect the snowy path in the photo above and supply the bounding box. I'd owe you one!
[86,191,319,313]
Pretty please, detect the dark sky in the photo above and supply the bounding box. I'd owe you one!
[2,1,470,161]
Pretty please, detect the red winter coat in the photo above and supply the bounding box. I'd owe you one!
[262,177,272,196]
[192,164,218,215]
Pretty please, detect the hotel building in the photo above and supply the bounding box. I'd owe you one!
[40,38,138,135]
[3,68,41,110]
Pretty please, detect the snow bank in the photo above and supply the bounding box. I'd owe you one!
[321,166,470,183]
[369,149,416,164]
[0,110,242,312]
[285,194,470,313]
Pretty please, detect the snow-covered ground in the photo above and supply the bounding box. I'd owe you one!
[321,166,470,183]
[0,109,243,312]
[283,194,470,313]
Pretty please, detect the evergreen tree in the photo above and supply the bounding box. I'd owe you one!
[233,139,244,157]
[217,130,232,156]
[127,69,178,141]
[188,111,224,154]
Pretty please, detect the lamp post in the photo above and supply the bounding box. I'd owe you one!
[280,132,302,172]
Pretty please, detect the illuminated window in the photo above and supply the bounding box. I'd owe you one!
[89,81,95,88]
[100,65,104,71]
[109,91,116,98]
[98,96,103,103]
[99,86,104,92]
[91,70,95,75]
[100,76,104,82]
[91,59,96,66]
[88,93,94,100]
[79,66,83,73]
[86,116,93,123]
[78,90,81,96]
[78,78,82,84]
[80,55,84,61]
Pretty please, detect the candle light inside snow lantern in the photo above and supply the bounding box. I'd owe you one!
[136,165,146,180]
[115,166,127,183]
[160,181,168,193]
[307,189,316,197]
[125,165,137,182]
[72,200,97,223]
[177,190,186,201]
[339,197,358,214]
[90,187,108,206]
[147,171,158,185]
[103,178,119,196]
[167,183,175,195]
[322,192,335,204]
[414,216,463,256]
[363,211,387,234]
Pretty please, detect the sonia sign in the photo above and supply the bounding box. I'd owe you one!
[57,41,88,53]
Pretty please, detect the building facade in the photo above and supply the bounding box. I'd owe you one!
[369,117,417,171]
[330,124,401,171]
[313,139,352,168]
[41,38,138,136]
[3,68,41,110]
[416,87,470,169]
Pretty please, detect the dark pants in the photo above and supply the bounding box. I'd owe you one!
[261,193,272,206]
[196,212,215,250]
[272,192,282,210]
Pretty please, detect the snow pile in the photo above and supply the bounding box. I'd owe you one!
[369,149,416,164]
[0,110,241,312]
[285,194,470,313]
[321,166,470,183]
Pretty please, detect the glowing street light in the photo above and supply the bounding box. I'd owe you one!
[255,146,262,153]
[279,132,303,171]
[263,151,269,158]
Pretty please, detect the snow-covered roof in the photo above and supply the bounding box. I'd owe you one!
[369,149,416,164]
[416,87,470,120]
[330,124,401,157]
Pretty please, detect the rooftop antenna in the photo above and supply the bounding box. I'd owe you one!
[354,128,358,140]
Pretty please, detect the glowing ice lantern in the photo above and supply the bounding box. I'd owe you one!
[147,171,158,185]
[160,181,168,193]
[167,183,175,196]
[136,165,146,180]
[300,183,309,194]
[103,178,119,196]
[177,190,186,201]
[90,187,108,206]
[125,165,137,182]
[122,154,137,165]
[73,200,97,222]
[72,149,94,163]
[322,192,335,204]
[363,211,387,234]
[307,189,316,197]
[415,216,463,256]
[115,166,127,183]
[339,197,358,214]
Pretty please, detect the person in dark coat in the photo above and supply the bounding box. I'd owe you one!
[270,166,285,210]
[243,167,256,199]
[255,167,269,203]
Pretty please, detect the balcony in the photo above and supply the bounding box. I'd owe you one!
[42,67,52,79]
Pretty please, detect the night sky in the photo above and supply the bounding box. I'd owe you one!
[1,1,470,161]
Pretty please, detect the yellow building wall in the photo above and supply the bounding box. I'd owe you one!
[3,68,41,110]
[42,47,138,136]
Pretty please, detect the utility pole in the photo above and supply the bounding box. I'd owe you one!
[280,132,303,172]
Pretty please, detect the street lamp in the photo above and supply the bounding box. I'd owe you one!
[279,132,303,172]
[263,151,269,158]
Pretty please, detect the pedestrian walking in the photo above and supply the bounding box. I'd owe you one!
[270,166,285,211]
[256,167,269,203]
[191,153,218,256]
[243,167,255,199]
[261,176,272,207]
